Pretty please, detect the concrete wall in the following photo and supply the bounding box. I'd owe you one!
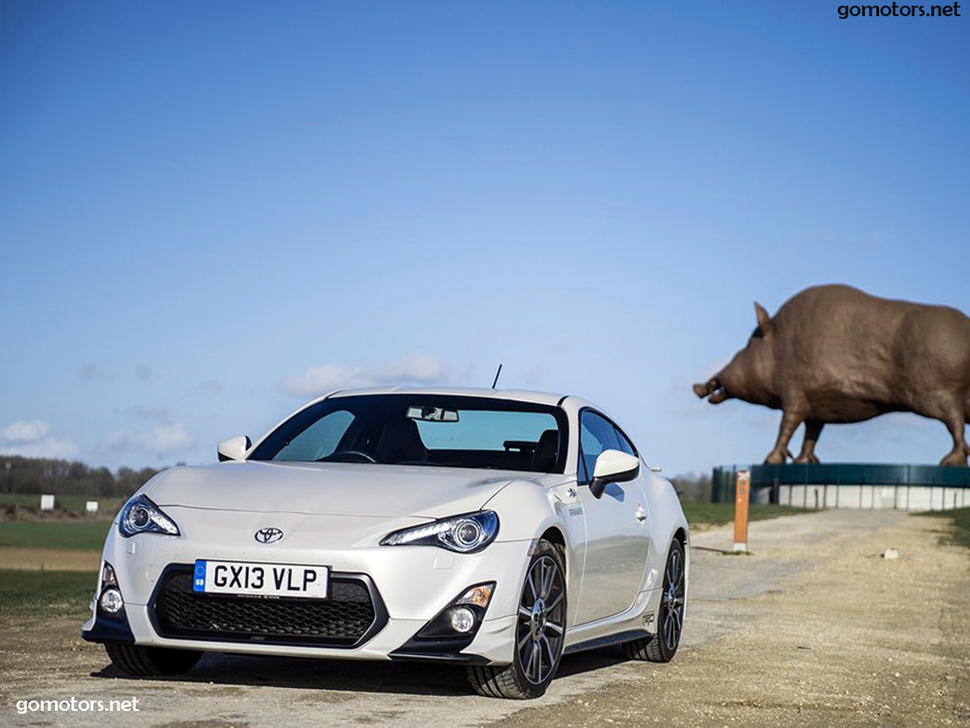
[763,484,970,511]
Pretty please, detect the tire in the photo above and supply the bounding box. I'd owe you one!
[105,643,203,677]
[623,539,685,663]
[467,540,567,699]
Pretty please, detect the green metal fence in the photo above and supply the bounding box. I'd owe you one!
[712,463,970,504]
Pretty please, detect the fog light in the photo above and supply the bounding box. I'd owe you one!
[449,606,476,633]
[99,588,124,615]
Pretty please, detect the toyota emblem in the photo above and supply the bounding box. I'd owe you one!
[255,527,284,544]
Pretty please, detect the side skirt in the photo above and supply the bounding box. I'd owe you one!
[563,629,651,656]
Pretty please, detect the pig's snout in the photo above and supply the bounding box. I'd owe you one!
[693,381,714,398]
[694,378,729,404]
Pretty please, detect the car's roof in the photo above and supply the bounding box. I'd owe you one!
[325,386,567,407]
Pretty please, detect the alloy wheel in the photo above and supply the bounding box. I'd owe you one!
[516,553,566,684]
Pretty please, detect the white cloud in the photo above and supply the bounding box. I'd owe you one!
[100,423,195,456]
[192,380,223,396]
[78,363,111,382]
[524,366,550,385]
[120,405,172,422]
[280,353,452,397]
[0,420,51,443]
[0,420,78,459]
[0,436,79,459]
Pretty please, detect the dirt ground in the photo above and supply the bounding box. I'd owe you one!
[1,509,968,727]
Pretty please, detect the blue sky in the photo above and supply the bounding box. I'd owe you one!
[1,1,967,475]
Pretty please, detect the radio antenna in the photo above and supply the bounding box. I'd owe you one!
[491,364,503,389]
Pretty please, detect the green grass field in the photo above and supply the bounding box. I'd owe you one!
[0,569,95,619]
[681,501,812,527]
[0,493,123,512]
[0,521,113,551]
[921,507,970,554]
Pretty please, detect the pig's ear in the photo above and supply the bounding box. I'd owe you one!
[754,302,773,334]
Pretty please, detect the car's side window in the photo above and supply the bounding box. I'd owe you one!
[578,410,621,484]
[614,426,638,457]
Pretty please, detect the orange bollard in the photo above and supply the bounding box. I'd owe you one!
[733,469,750,552]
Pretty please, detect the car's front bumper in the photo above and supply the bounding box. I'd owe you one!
[82,516,532,665]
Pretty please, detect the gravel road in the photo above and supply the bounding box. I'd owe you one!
[3,509,968,727]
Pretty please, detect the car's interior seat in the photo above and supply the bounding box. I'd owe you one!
[531,429,560,472]
[375,419,428,464]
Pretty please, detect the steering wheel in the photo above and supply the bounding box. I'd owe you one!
[324,450,377,463]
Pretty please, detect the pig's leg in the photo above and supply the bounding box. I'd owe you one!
[938,408,969,467]
[765,410,803,464]
[794,421,824,464]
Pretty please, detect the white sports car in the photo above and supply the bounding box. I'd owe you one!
[83,387,689,699]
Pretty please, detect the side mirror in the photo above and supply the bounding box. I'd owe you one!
[218,435,251,462]
[589,450,640,499]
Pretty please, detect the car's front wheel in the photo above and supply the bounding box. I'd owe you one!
[623,538,685,662]
[467,539,566,699]
[105,644,203,677]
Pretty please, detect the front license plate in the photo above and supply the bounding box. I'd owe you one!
[193,560,329,599]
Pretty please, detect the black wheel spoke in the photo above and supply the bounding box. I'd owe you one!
[547,588,565,612]
[666,551,680,585]
[523,640,536,677]
[541,636,555,677]
[542,561,554,599]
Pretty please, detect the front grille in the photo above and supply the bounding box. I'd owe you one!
[151,566,385,648]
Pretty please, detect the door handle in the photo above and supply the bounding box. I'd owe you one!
[636,506,647,522]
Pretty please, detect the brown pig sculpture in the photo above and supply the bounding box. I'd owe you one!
[693,284,970,467]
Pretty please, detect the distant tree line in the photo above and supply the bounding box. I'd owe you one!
[0,453,713,503]
[669,472,712,502]
[0,455,159,498]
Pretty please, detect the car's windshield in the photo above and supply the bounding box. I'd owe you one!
[248,394,568,473]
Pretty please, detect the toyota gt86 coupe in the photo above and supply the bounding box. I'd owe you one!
[83,388,689,698]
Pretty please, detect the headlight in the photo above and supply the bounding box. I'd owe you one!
[381,511,499,553]
[118,495,180,537]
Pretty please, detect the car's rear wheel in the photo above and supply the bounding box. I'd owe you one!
[467,539,566,699]
[105,643,203,677]
[623,538,685,662]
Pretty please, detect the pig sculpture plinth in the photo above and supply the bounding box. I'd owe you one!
[694,284,970,468]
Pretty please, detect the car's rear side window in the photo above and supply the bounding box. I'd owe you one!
[579,410,621,482]
[577,409,639,484]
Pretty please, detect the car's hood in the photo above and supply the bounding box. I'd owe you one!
[144,461,525,519]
